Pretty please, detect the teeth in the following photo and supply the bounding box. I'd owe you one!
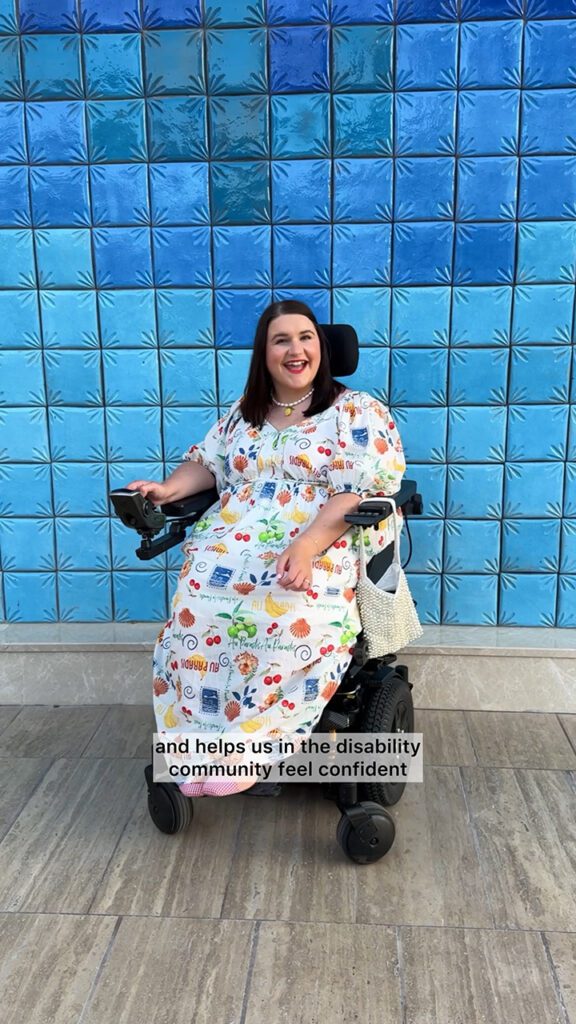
[286,362,306,367]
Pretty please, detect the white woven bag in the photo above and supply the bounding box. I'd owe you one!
[356,497,424,657]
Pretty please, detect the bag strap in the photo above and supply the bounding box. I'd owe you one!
[358,497,400,580]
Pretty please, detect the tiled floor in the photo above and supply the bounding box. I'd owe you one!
[0,704,575,1024]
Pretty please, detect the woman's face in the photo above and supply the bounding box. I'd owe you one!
[265,314,322,396]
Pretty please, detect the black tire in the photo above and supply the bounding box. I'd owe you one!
[145,765,193,835]
[358,674,414,807]
[336,801,395,864]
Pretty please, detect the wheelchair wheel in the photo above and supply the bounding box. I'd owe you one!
[358,673,414,808]
[144,764,193,835]
[336,801,395,864]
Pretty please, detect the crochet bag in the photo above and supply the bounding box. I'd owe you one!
[356,497,424,657]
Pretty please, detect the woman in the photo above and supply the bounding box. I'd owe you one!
[127,299,406,797]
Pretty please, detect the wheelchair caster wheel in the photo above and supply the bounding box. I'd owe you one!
[144,764,193,835]
[336,801,395,864]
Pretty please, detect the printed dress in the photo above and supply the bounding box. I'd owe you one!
[152,388,406,785]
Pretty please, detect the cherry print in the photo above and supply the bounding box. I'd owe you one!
[264,675,273,685]
[273,673,282,683]
[214,635,221,644]
[243,534,250,541]
[206,637,213,646]
[235,532,242,540]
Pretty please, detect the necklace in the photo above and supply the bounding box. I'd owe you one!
[271,387,314,417]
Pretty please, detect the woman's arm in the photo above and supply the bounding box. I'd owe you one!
[162,460,217,502]
[275,492,363,590]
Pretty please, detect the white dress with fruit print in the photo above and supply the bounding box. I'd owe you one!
[152,388,406,784]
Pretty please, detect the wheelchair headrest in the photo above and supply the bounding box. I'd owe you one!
[318,323,359,377]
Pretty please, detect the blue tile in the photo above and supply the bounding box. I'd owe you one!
[502,519,561,572]
[4,408,49,461]
[447,464,504,519]
[517,222,576,283]
[447,406,506,462]
[0,518,55,571]
[560,521,576,574]
[0,102,25,162]
[449,349,509,405]
[20,0,78,32]
[153,226,212,286]
[26,101,87,163]
[105,406,162,461]
[52,462,108,516]
[0,350,44,405]
[396,24,458,90]
[3,572,57,622]
[442,575,498,626]
[273,225,330,287]
[58,571,112,621]
[460,0,524,16]
[79,0,141,32]
[0,167,30,227]
[268,0,329,22]
[148,96,207,160]
[216,349,253,405]
[94,227,152,287]
[45,350,102,405]
[272,160,329,222]
[271,94,330,157]
[209,94,268,158]
[142,0,201,28]
[103,349,160,405]
[460,20,522,89]
[454,223,516,285]
[163,405,218,462]
[56,518,111,570]
[36,228,93,288]
[457,157,517,221]
[204,0,265,25]
[272,288,331,321]
[507,404,568,461]
[395,407,446,463]
[0,0,17,32]
[397,0,458,20]
[521,90,576,155]
[333,223,391,286]
[210,161,269,224]
[510,346,571,404]
[270,26,329,92]
[83,33,143,99]
[49,407,105,461]
[452,286,512,346]
[393,222,454,286]
[0,230,35,287]
[215,289,271,347]
[30,166,90,227]
[333,287,390,345]
[333,25,394,91]
[206,28,267,93]
[391,348,447,406]
[392,286,451,346]
[395,157,454,220]
[504,461,564,518]
[22,33,82,100]
[395,92,455,156]
[334,94,393,156]
[100,290,158,349]
[459,90,519,156]
[512,285,573,345]
[41,291,98,348]
[333,159,392,221]
[90,164,149,226]
[525,0,576,20]
[87,99,147,162]
[498,573,557,627]
[113,570,168,622]
[214,225,271,287]
[143,30,204,95]
[0,464,52,517]
[161,349,217,405]
[519,157,576,220]
[557,577,576,627]
[0,291,40,348]
[156,289,213,346]
[444,521,501,573]
[0,36,21,100]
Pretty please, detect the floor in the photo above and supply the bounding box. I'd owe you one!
[0,704,575,1024]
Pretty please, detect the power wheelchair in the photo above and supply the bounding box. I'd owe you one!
[110,324,423,864]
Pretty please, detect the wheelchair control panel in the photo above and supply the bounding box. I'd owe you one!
[109,487,218,560]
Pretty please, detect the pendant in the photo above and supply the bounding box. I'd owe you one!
[284,406,292,416]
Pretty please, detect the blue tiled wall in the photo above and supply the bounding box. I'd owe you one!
[0,0,575,626]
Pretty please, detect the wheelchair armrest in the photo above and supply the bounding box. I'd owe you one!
[343,478,423,527]
[160,488,219,518]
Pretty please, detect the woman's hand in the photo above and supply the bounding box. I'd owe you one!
[124,479,171,505]
[275,536,316,592]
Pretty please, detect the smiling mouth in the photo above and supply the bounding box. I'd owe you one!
[284,361,308,369]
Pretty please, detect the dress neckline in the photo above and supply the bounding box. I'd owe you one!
[263,388,352,434]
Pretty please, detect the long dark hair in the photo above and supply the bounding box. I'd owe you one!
[238,300,348,428]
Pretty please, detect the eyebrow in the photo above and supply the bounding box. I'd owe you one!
[270,330,314,341]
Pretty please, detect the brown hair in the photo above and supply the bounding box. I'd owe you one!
[238,299,348,428]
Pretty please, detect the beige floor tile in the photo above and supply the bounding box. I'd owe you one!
[558,714,576,754]
[91,786,244,918]
[461,766,576,931]
[545,931,576,1024]
[244,921,400,1024]
[355,766,493,928]
[0,757,143,913]
[81,916,254,1024]
[0,705,108,758]
[416,709,477,766]
[0,706,22,735]
[465,711,576,769]
[0,756,53,842]
[82,705,155,758]
[0,912,117,1024]
[400,926,565,1024]
[221,783,360,923]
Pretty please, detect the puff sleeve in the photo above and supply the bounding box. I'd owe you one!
[181,402,238,492]
[326,391,406,498]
